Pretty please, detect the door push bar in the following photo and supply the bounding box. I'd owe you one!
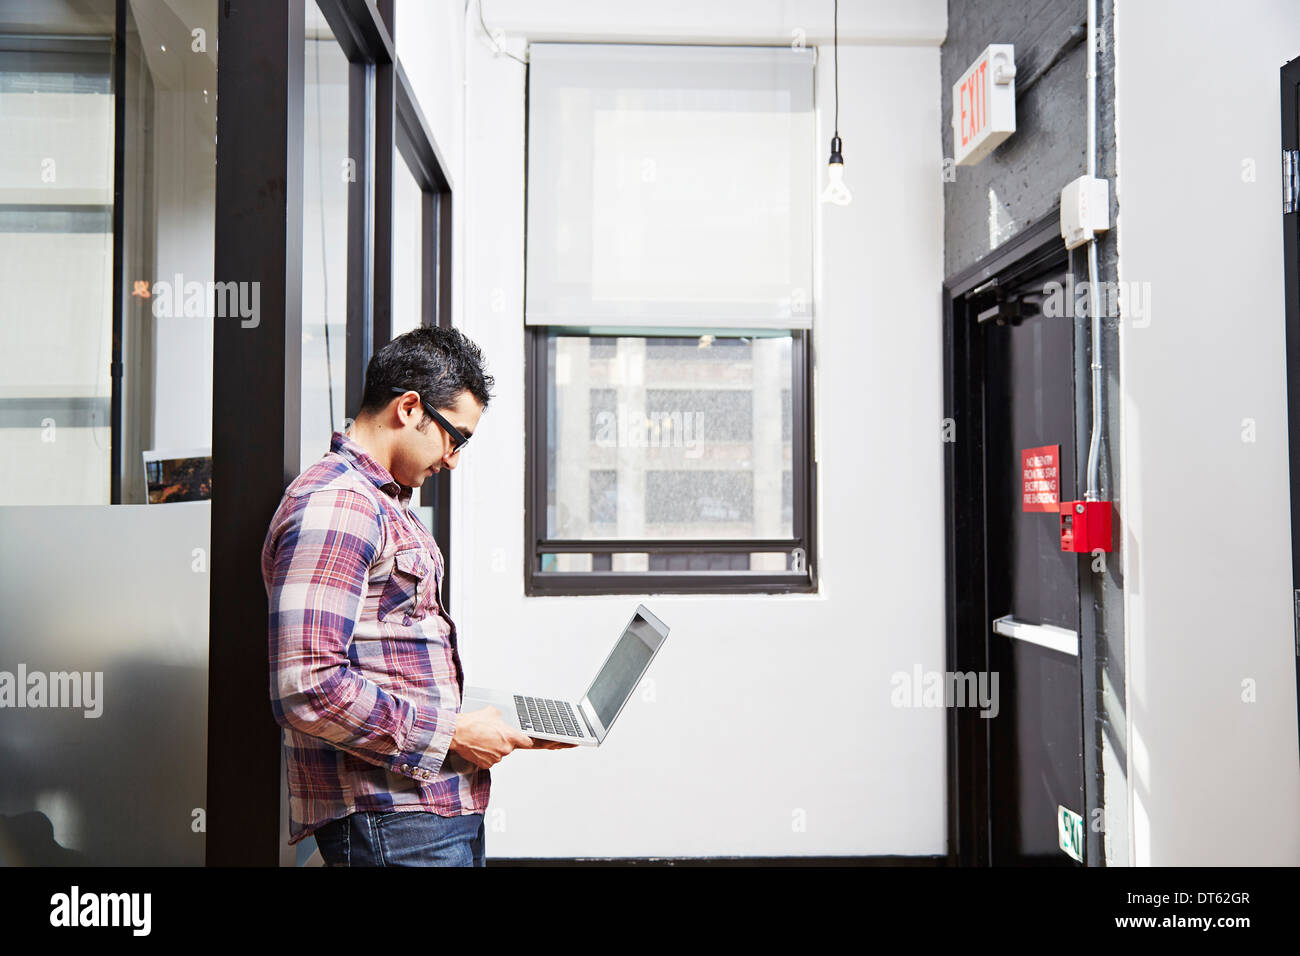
[992,615,1079,657]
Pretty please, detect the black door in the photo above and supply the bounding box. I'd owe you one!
[943,222,1091,867]
[981,261,1085,866]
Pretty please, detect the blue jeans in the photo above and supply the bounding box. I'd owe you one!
[313,810,485,867]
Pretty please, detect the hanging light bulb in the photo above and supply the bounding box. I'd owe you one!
[821,134,852,206]
[820,0,851,206]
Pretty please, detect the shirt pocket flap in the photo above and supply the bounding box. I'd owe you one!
[394,549,430,579]
[379,549,432,621]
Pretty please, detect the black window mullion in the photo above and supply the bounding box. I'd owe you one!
[537,539,803,553]
[345,58,373,422]
[436,192,453,328]
[109,0,125,503]
[376,0,394,36]
[524,326,537,577]
[536,572,811,597]
[791,329,807,546]
[798,328,817,580]
[372,58,394,354]
[420,188,436,329]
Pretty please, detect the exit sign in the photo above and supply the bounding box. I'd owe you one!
[1058,805,1084,863]
[952,44,1017,165]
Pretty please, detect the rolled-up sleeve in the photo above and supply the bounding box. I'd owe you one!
[264,487,458,783]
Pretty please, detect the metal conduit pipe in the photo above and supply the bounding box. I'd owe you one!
[1084,0,1104,502]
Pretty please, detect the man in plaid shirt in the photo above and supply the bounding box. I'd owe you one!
[262,327,572,866]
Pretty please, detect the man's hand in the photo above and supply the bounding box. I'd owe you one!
[448,706,535,769]
[521,738,579,750]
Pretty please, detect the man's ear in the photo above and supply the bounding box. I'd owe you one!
[391,394,415,426]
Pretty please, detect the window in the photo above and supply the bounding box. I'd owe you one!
[528,328,814,591]
[548,334,789,538]
[524,43,816,594]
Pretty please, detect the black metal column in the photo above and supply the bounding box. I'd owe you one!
[207,0,305,866]
[109,0,125,503]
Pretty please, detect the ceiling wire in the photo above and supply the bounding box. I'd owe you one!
[833,0,839,136]
[468,0,527,66]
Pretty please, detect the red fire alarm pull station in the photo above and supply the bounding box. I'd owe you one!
[1060,500,1112,553]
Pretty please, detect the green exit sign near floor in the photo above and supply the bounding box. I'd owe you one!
[1058,805,1084,863]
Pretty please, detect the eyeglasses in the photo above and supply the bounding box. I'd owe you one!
[390,387,470,452]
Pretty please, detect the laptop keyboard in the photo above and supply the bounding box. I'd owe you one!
[514,695,585,738]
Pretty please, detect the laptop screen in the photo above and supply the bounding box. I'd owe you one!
[585,612,664,730]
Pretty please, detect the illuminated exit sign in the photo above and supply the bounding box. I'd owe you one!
[952,44,1017,166]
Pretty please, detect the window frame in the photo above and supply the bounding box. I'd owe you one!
[524,325,818,596]
[314,0,455,606]
[209,0,454,864]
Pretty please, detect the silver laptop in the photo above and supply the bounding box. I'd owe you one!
[462,605,669,747]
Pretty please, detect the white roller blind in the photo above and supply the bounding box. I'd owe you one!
[525,43,815,330]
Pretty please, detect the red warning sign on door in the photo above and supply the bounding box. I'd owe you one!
[1022,444,1060,512]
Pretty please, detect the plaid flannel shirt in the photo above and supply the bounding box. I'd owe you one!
[262,430,489,845]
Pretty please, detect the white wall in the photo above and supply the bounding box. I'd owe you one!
[432,1,948,857]
[396,0,465,182]
[1116,0,1300,865]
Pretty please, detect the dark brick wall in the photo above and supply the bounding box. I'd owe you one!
[942,0,1111,277]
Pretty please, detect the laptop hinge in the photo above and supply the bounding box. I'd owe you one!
[578,699,598,739]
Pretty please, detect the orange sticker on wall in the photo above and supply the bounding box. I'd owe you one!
[1022,444,1060,512]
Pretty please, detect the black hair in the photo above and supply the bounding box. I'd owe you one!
[357,326,495,428]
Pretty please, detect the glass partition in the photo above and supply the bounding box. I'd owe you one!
[0,0,216,865]
[0,502,210,865]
